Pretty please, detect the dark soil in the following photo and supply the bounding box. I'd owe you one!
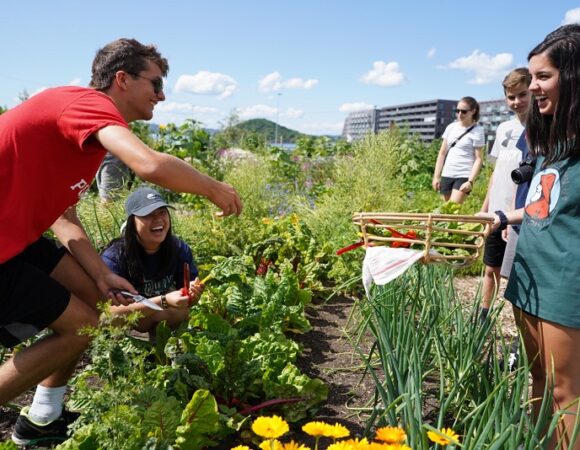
[0,276,516,447]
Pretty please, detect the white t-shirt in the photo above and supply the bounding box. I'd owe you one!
[487,118,525,212]
[441,122,485,178]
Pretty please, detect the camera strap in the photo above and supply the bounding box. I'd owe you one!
[448,124,476,149]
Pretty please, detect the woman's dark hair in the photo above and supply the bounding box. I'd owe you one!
[526,26,580,165]
[459,96,480,121]
[105,210,177,291]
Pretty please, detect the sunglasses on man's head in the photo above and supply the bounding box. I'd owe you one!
[455,108,470,114]
[130,73,164,94]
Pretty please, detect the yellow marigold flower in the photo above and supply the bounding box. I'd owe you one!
[282,440,311,450]
[259,439,283,450]
[427,427,460,446]
[368,443,392,450]
[231,446,252,450]
[338,438,369,450]
[325,423,350,439]
[375,426,407,444]
[302,421,331,437]
[327,441,356,450]
[291,214,300,225]
[252,416,290,439]
[262,217,272,225]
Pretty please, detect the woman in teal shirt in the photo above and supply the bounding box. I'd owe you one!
[493,25,580,449]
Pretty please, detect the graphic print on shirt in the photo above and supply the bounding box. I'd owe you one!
[525,168,560,220]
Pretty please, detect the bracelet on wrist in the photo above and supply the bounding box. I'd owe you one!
[160,295,169,309]
[494,210,508,231]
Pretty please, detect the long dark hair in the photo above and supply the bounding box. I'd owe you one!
[105,211,177,290]
[526,26,580,166]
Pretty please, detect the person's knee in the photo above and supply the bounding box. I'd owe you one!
[51,298,99,337]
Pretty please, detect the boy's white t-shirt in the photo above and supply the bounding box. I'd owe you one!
[441,122,485,178]
[488,118,525,212]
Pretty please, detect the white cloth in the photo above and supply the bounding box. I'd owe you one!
[362,247,425,297]
[441,122,485,178]
[487,118,525,213]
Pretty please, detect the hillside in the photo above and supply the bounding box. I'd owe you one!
[236,118,306,143]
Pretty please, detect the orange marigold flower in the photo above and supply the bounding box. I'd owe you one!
[252,416,290,439]
[427,427,460,446]
[375,426,407,444]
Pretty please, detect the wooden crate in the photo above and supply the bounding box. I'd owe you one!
[353,212,494,266]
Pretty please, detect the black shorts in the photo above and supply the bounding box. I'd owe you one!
[440,176,468,195]
[0,237,69,347]
[483,229,507,267]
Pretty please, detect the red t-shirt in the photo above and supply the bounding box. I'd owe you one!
[0,86,129,263]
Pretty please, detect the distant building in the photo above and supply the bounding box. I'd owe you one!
[342,98,510,148]
[342,99,457,144]
[478,99,514,150]
[341,109,377,142]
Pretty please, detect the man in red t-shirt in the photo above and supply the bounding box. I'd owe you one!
[0,38,243,445]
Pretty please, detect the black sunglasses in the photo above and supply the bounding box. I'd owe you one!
[455,108,470,114]
[130,73,164,94]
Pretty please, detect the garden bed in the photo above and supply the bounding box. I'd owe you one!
[0,276,517,447]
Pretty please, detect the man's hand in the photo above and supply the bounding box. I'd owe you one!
[100,273,138,306]
[207,180,243,217]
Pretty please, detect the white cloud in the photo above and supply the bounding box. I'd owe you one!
[563,7,580,24]
[360,61,405,87]
[68,78,82,86]
[339,102,374,113]
[238,104,278,119]
[283,107,304,119]
[155,102,218,115]
[445,50,513,85]
[258,71,318,92]
[426,48,436,59]
[234,104,304,120]
[297,121,344,135]
[174,71,237,99]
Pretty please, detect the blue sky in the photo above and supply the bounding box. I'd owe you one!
[1,1,579,136]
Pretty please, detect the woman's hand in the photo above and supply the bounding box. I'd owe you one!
[432,177,441,191]
[188,278,205,306]
[164,290,191,309]
[459,180,473,193]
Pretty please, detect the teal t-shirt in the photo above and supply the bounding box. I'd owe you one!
[504,155,580,328]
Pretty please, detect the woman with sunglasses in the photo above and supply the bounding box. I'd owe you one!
[495,25,580,449]
[432,96,485,204]
[102,186,204,335]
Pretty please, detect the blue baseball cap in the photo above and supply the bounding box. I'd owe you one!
[125,187,174,217]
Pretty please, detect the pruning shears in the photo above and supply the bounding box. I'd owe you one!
[112,289,163,311]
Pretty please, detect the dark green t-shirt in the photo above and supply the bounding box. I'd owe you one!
[505,155,580,328]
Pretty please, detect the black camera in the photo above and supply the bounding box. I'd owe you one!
[511,157,537,185]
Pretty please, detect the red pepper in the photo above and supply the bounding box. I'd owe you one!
[336,241,365,255]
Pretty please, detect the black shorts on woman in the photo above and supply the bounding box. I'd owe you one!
[0,237,69,347]
[439,176,468,196]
